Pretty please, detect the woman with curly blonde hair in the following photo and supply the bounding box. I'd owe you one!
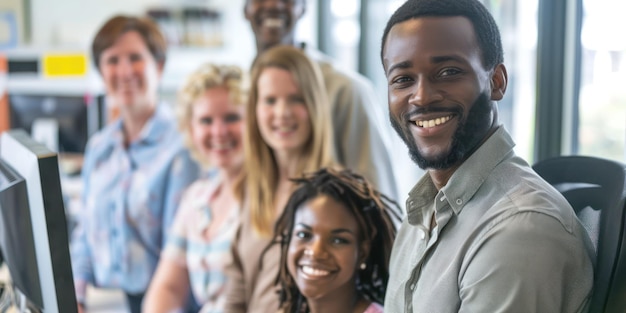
[143,63,247,313]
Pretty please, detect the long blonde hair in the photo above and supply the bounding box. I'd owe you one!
[235,45,334,237]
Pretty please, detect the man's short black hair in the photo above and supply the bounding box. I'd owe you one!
[380,0,504,70]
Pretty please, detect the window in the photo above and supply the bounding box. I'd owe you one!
[577,0,626,161]
[484,0,538,161]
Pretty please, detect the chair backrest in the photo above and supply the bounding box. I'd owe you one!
[533,156,626,313]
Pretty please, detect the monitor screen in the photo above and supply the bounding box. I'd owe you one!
[0,129,78,313]
[8,94,105,154]
[0,159,42,307]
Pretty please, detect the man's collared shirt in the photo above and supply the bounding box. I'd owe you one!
[385,127,594,313]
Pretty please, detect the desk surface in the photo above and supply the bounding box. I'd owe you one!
[0,265,128,312]
[85,287,128,313]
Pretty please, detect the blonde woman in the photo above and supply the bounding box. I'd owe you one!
[223,45,336,313]
[143,63,247,313]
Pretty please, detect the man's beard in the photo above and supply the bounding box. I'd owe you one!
[390,92,494,170]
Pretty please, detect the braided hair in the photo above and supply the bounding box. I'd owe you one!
[273,167,402,313]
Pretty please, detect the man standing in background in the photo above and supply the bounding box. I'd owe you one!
[243,0,400,200]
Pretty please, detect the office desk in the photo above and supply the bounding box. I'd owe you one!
[0,265,128,312]
[85,287,128,313]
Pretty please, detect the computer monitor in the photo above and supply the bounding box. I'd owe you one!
[8,94,105,154]
[0,129,77,313]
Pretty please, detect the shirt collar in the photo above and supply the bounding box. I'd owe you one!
[406,174,438,226]
[300,43,333,64]
[108,102,174,147]
[198,169,223,213]
[136,103,174,145]
[406,126,516,221]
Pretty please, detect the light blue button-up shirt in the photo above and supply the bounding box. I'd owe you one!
[70,104,199,302]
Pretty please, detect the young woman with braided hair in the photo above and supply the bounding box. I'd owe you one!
[273,168,401,313]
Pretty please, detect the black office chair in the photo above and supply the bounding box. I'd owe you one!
[533,156,626,313]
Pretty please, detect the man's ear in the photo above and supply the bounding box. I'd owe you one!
[490,63,508,101]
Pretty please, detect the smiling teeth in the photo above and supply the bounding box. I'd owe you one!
[212,142,234,149]
[263,18,283,28]
[277,126,295,132]
[416,115,452,128]
[302,266,330,277]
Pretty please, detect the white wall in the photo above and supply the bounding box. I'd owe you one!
[30,0,255,49]
[28,0,317,99]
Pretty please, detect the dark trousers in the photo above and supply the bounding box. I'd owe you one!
[125,292,144,313]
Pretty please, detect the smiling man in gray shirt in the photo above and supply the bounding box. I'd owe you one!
[380,0,594,312]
